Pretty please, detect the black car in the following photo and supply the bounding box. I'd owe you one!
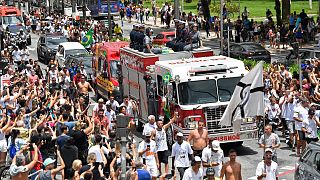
[287,47,320,62]
[224,42,271,62]
[295,142,320,179]
[37,34,68,64]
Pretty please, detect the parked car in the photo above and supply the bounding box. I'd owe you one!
[37,33,67,64]
[224,42,271,62]
[286,47,320,62]
[153,31,175,46]
[56,42,89,67]
[295,142,320,179]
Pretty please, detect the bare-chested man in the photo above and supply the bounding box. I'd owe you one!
[187,121,208,157]
[220,149,242,180]
[77,74,95,97]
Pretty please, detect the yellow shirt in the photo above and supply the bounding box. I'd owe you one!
[114,26,122,34]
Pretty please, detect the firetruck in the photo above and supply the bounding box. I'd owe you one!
[120,47,258,147]
[92,41,128,101]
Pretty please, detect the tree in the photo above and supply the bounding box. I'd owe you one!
[274,0,282,27]
[282,0,290,23]
[201,0,211,20]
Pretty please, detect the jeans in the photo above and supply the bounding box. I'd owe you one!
[177,167,188,180]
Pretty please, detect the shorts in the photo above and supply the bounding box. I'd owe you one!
[146,165,158,177]
[297,130,306,141]
[0,139,7,152]
[286,121,295,134]
[157,150,169,164]
[192,148,203,157]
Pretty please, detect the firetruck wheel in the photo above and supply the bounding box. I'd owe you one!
[166,125,174,150]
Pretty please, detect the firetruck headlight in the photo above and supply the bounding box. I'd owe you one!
[184,116,201,129]
[242,117,254,124]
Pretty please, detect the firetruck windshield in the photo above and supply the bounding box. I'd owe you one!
[3,16,23,25]
[217,77,242,102]
[178,80,218,105]
[178,77,242,105]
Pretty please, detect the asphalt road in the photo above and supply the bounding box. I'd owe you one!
[26,20,297,179]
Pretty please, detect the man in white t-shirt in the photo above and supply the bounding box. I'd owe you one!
[265,96,281,126]
[88,134,109,163]
[282,95,296,150]
[92,98,107,117]
[302,109,320,144]
[293,99,309,156]
[202,140,224,178]
[105,103,116,130]
[256,148,278,180]
[120,96,134,116]
[143,115,157,136]
[171,132,193,179]
[182,156,203,180]
[153,112,177,178]
[138,132,159,180]
[106,95,119,112]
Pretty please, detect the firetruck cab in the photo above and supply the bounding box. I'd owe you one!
[120,47,258,147]
[0,6,24,30]
[93,41,129,101]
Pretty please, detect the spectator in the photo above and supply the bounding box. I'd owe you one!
[256,148,278,180]
[258,125,280,162]
[61,137,78,179]
[39,150,65,180]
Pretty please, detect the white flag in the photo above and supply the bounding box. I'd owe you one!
[219,61,264,132]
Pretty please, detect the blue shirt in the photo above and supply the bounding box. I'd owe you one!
[289,16,295,25]
[68,66,78,79]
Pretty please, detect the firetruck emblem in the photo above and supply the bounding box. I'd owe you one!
[163,73,172,83]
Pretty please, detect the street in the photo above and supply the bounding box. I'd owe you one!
[24,18,298,179]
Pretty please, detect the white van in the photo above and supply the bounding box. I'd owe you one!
[56,42,89,67]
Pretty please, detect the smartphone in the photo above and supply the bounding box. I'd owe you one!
[93,162,100,169]
[101,125,104,130]
[29,144,34,151]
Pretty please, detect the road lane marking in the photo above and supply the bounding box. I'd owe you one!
[280,166,295,170]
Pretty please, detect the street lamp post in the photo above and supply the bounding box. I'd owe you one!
[220,0,224,55]
[108,0,112,38]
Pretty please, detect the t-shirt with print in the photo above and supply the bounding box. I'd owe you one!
[142,123,157,136]
[138,140,157,167]
[155,128,167,152]
[256,161,278,180]
[202,147,224,177]
[293,105,308,131]
[171,141,193,168]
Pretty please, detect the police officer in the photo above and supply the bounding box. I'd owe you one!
[137,24,145,52]
[184,23,202,51]
[166,19,180,48]
[129,24,136,48]
[172,21,188,52]
[143,28,162,54]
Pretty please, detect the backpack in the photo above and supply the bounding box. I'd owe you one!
[9,143,17,159]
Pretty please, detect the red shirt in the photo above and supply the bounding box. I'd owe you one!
[94,115,109,127]
[73,75,81,84]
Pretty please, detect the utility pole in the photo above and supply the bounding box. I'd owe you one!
[108,0,112,38]
[174,0,180,20]
[62,0,65,15]
[72,0,76,14]
[220,0,224,55]
[82,0,86,21]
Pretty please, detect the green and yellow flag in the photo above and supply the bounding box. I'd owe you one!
[81,27,93,47]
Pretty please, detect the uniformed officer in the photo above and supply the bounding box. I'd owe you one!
[184,23,202,51]
[172,21,188,52]
[129,24,137,48]
[143,28,162,54]
[137,24,145,52]
[166,19,180,48]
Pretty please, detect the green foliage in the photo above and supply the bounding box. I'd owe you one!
[242,59,270,70]
[211,2,239,14]
[110,37,129,42]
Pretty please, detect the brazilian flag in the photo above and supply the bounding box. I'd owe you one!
[81,27,93,47]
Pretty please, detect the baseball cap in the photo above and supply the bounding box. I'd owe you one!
[206,168,215,176]
[265,148,273,153]
[98,98,104,103]
[43,158,56,167]
[176,132,183,137]
[212,140,221,151]
[308,109,315,115]
[194,156,201,162]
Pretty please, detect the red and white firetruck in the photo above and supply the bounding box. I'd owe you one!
[120,47,258,147]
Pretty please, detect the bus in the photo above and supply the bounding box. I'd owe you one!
[88,0,121,17]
